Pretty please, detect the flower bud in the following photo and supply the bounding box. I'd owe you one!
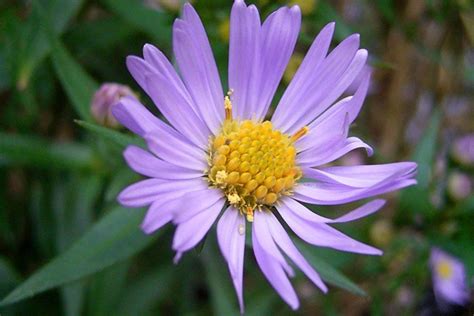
[447,171,472,201]
[451,134,474,166]
[91,83,135,128]
[370,219,394,247]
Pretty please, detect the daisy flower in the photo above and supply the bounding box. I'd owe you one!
[113,0,417,311]
[430,248,470,307]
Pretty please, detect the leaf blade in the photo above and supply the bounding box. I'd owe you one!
[296,241,367,296]
[0,207,155,307]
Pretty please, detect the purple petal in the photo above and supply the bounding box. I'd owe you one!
[142,44,199,110]
[217,207,246,313]
[173,4,224,133]
[228,0,261,120]
[144,130,207,171]
[302,162,416,189]
[272,22,334,128]
[294,166,417,205]
[253,211,294,276]
[141,197,177,234]
[295,98,351,155]
[279,197,386,223]
[253,5,301,120]
[297,136,373,167]
[123,145,203,179]
[144,73,211,148]
[263,212,328,292]
[276,201,382,255]
[273,32,360,134]
[112,96,162,137]
[172,198,225,255]
[128,45,197,114]
[296,72,371,152]
[118,178,208,208]
[125,56,155,94]
[173,188,224,223]
[252,215,299,310]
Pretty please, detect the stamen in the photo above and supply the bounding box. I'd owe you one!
[291,126,309,142]
[224,90,234,121]
[245,207,254,222]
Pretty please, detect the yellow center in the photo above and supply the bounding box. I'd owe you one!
[436,260,453,280]
[206,95,307,222]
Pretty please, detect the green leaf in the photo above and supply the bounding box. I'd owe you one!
[115,265,175,315]
[296,241,367,296]
[314,1,353,41]
[376,0,396,24]
[17,0,85,89]
[75,120,144,148]
[87,261,130,316]
[0,132,96,170]
[0,257,19,297]
[100,0,172,45]
[50,40,98,121]
[0,207,156,307]
[55,175,101,316]
[64,16,137,56]
[454,195,474,216]
[202,243,240,316]
[399,110,441,216]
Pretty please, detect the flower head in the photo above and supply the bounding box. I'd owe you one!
[451,134,474,166]
[113,1,417,311]
[91,83,135,128]
[430,248,470,307]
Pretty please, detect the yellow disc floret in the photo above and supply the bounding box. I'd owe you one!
[436,260,453,280]
[207,105,306,222]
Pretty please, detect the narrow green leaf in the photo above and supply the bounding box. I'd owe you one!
[55,175,101,316]
[100,0,172,45]
[75,120,144,148]
[376,0,396,23]
[0,257,19,297]
[296,241,367,296]
[115,265,175,315]
[0,132,96,170]
[17,0,85,88]
[87,261,130,316]
[314,1,353,41]
[50,41,98,121]
[0,207,156,307]
[202,244,239,316]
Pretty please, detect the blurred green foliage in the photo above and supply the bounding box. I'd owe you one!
[0,0,473,315]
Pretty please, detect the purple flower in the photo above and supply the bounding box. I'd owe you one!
[113,1,417,311]
[430,248,470,307]
[452,134,474,166]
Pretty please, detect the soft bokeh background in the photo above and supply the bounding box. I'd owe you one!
[0,0,473,315]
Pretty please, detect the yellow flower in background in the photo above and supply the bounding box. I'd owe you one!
[145,0,192,12]
[283,53,304,84]
[289,0,317,15]
[218,18,231,43]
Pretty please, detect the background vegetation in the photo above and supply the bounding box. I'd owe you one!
[0,0,473,315]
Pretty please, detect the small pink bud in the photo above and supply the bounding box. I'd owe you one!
[91,83,135,128]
